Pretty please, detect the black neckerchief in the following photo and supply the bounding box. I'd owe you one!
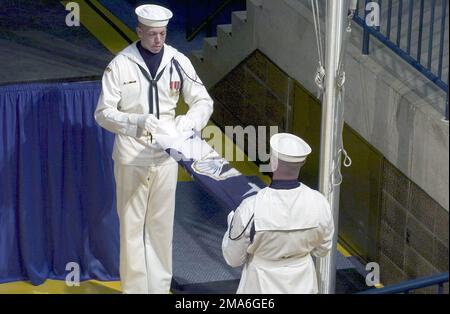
[135,42,166,119]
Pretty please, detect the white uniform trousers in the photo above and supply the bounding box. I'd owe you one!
[114,160,178,294]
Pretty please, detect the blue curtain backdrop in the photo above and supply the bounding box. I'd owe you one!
[0,81,119,285]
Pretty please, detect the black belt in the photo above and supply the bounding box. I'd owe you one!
[137,64,166,118]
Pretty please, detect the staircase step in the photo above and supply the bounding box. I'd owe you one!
[217,24,233,36]
[217,24,233,47]
[248,0,263,7]
[191,49,204,63]
[203,37,218,49]
[232,11,247,33]
[203,37,219,64]
[232,10,247,23]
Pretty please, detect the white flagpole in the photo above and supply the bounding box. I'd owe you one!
[316,0,348,294]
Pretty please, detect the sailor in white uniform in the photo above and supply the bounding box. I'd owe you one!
[94,4,213,294]
[222,133,334,294]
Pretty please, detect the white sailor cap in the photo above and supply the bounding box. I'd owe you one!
[135,4,173,28]
[270,133,312,163]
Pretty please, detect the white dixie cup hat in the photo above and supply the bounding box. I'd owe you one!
[270,133,312,163]
[135,4,173,27]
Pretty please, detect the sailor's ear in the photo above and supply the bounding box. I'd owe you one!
[136,26,143,38]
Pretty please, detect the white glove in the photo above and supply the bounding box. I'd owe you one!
[175,115,196,132]
[156,120,179,137]
[137,114,160,134]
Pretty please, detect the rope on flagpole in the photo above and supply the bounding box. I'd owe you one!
[330,2,356,189]
[311,0,326,98]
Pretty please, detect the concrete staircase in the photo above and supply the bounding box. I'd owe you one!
[189,1,260,88]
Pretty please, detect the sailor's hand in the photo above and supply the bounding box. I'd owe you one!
[138,114,160,134]
[175,115,195,132]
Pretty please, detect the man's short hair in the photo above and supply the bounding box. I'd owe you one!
[273,159,305,176]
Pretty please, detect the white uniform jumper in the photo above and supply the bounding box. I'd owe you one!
[95,42,213,293]
[222,181,335,294]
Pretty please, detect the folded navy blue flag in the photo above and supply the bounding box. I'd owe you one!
[156,126,266,212]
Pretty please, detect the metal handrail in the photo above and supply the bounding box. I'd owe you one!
[358,272,449,294]
[186,0,236,42]
[354,0,449,120]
